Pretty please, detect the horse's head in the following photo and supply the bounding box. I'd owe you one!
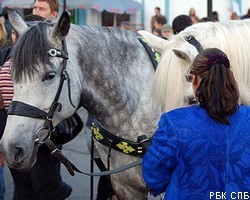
[0,10,81,170]
[138,30,200,112]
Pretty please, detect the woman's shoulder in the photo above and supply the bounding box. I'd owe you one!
[159,105,207,128]
[236,105,250,118]
[239,105,250,110]
[163,105,204,118]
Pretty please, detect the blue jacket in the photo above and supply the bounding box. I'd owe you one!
[142,105,250,200]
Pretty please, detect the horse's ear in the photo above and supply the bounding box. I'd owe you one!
[51,11,70,40]
[137,30,169,53]
[7,9,28,35]
[172,49,192,62]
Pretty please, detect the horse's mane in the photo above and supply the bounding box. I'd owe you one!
[11,21,138,83]
[153,20,250,111]
[11,20,56,83]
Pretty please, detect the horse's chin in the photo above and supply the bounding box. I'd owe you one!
[6,143,39,171]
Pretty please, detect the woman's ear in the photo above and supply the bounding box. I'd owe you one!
[192,75,200,92]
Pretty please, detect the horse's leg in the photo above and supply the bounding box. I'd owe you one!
[111,176,147,200]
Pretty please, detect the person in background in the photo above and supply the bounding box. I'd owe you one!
[189,8,199,24]
[0,16,13,200]
[0,7,12,42]
[212,11,219,21]
[200,17,210,22]
[0,67,5,200]
[0,20,11,49]
[142,47,250,199]
[231,12,241,20]
[154,15,167,32]
[0,19,12,66]
[119,21,133,31]
[33,0,59,19]
[241,8,250,19]
[151,7,167,32]
[152,28,163,37]
[161,24,173,40]
[172,14,193,35]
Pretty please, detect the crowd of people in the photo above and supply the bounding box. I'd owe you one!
[149,6,250,40]
[150,7,221,39]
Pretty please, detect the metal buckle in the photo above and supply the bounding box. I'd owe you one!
[34,127,49,144]
[185,35,193,41]
[48,49,60,57]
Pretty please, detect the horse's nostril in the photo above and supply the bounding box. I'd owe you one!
[13,146,24,164]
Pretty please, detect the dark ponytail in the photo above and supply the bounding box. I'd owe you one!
[190,48,239,125]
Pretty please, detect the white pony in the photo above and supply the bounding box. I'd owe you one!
[139,20,250,112]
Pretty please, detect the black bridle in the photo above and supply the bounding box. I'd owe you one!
[7,39,84,175]
[185,35,203,52]
[8,39,72,143]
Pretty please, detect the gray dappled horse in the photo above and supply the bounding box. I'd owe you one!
[0,10,162,199]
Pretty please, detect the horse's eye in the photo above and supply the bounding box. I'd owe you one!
[186,74,193,82]
[42,72,56,81]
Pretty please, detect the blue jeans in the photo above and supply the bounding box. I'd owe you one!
[0,167,5,200]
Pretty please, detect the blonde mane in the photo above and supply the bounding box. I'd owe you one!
[152,20,250,112]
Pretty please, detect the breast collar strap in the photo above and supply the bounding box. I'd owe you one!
[91,119,151,158]
[138,36,160,71]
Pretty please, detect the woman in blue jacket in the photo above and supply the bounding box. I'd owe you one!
[142,48,250,200]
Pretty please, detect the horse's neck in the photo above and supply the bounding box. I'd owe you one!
[73,28,160,138]
[82,63,159,138]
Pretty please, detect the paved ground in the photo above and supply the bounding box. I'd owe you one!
[3,108,160,200]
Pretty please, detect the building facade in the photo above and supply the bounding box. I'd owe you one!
[1,0,250,32]
[84,0,250,31]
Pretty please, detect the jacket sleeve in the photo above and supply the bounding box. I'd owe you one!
[142,112,178,197]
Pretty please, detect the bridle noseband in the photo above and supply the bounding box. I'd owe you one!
[8,39,74,143]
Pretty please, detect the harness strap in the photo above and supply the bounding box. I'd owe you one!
[138,36,160,71]
[92,120,146,157]
[185,35,203,52]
